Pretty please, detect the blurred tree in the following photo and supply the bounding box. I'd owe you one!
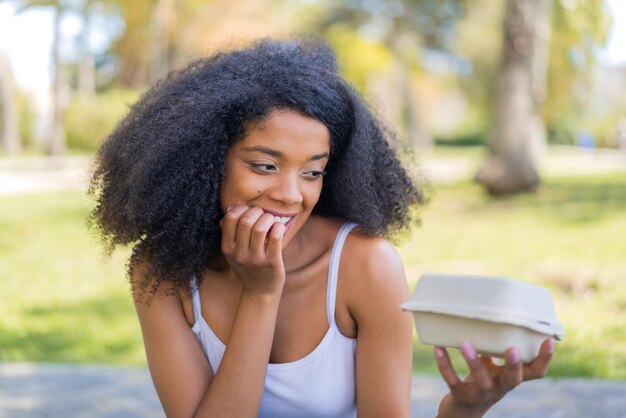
[107,0,159,87]
[15,0,69,155]
[107,0,302,88]
[0,52,21,154]
[475,0,544,195]
[181,0,301,54]
[77,0,96,97]
[453,0,503,120]
[455,0,552,153]
[315,0,467,149]
[475,0,610,194]
[544,0,611,144]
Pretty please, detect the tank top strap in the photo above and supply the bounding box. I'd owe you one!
[326,223,357,326]
[190,275,203,326]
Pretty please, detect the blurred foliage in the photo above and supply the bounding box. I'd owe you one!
[318,0,466,50]
[324,25,394,93]
[547,0,612,108]
[313,0,469,147]
[108,0,302,88]
[5,0,620,152]
[106,0,203,87]
[545,0,613,145]
[64,89,139,151]
[451,0,503,123]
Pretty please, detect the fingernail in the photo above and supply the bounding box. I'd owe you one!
[510,347,521,363]
[435,347,445,359]
[547,339,555,355]
[226,205,234,213]
[460,341,476,361]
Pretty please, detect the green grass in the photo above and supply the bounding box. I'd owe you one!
[400,173,626,379]
[0,192,142,364]
[1,174,625,379]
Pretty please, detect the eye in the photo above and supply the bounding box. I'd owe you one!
[302,171,326,180]
[250,163,278,173]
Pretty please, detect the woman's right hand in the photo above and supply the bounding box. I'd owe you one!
[219,205,286,296]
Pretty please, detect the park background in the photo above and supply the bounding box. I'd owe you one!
[1,0,625,385]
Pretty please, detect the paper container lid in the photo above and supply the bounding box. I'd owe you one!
[401,273,565,340]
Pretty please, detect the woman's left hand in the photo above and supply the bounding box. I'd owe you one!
[435,338,554,418]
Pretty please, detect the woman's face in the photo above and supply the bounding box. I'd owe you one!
[220,109,331,248]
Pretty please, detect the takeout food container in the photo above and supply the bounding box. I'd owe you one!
[401,273,564,363]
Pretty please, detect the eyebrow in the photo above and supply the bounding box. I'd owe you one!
[241,146,329,161]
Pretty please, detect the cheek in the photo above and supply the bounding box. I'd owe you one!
[220,171,270,203]
[303,182,324,209]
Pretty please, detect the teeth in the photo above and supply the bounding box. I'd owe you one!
[273,216,292,224]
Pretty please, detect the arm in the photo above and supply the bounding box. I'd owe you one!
[133,277,213,418]
[134,205,286,418]
[349,239,413,417]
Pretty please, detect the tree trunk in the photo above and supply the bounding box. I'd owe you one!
[0,52,21,155]
[529,0,553,160]
[150,0,170,83]
[47,4,66,155]
[390,37,432,150]
[475,0,543,195]
[78,0,96,97]
[79,54,96,97]
[403,66,432,149]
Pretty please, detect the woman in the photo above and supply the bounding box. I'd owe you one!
[89,37,554,418]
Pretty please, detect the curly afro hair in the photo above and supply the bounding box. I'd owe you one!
[89,36,426,296]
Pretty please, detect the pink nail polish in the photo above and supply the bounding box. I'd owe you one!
[510,347,521,363]
[226,205,234,213]
[435,347,445,359]
[460,341,477,361]
[547,339,555,355]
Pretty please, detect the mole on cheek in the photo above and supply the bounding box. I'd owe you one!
[257,190,261,194]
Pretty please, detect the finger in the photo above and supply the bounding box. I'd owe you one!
[266,221,285,261]
[460,341,493,391]
[249,212,276,257]
[220,205,248,252]
[523,338,554,381]
[500,347,523,390]
[235,207,264,252]
[480,355,501,378]
[434,347,462,390]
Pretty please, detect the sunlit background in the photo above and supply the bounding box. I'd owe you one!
[1,0,625,380]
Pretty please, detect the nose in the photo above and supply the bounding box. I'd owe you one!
[268,172,303,205]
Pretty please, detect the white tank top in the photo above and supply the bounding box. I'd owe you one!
[190,223,358,418]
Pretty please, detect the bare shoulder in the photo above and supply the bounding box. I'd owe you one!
[343,231,406,286]
[129,256,184,312]
[340,230,409,318]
